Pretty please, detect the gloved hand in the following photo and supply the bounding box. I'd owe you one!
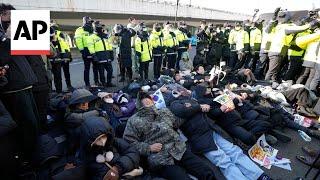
[0,29,7,42]
[309,19,320,29]
[273,7,281,20]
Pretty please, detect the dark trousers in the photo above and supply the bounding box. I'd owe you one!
[51,61,72,93]
[1,89,39,161]
[33,89,49,131]
[153,55,163,79]
[97,62,113,84]
[228,51,238,69]
[245,52,259,72]
[62,61,72,87]
[119,61,133,80]
[51,62,62,93]
[265,55,283,81]
[167,53,177,69]
[139,61,149,80]
[284,56,303,81]
[282,87,313,107]
[297,67,311,85]
[254,53,269,80]
[83,57,99,86]
[153,147,216,180]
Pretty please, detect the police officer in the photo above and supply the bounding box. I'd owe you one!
[113,24,136,82]
[254,8,280,80]
[75,16,99,87]
[175,21,191,69]
[207,24,223,66]
[249,21,262,72]
[88,21,115,87]
[228,22,249,70]
[135,23,152,80]
[150,23,165,78]
[163,22,179,69]
[265,9,314,82]
[50,22,73,92]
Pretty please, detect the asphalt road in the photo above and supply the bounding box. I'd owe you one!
[63,47,320,180]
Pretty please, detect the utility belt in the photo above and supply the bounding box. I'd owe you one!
[96,59,113,63]
[153,54,163,57]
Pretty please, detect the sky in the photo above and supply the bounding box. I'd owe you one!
[161,0,320,14]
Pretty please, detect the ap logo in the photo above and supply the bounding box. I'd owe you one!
[10,10,50,55]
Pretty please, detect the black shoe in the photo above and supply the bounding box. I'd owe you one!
[265,134,278,145]
[308,129,320,140]
[270,129,291,143]
[119,78,125,82]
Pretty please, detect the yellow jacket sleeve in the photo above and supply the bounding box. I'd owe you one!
[296,31,320,50]
[135,38,142,53]
[87,35,95,54]
[74,28,84,51]
[228,30,235,44]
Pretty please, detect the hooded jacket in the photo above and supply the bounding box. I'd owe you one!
[123,106,186,169]
[0,100,16,137]
[79,117,139,180]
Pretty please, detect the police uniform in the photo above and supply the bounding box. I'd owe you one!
[135,33,152,80]
[228,27,249,69]
[175,28,190,69]
[88,33,114,86]
[163,30,179,69]
[150,29,165,78]
[75,26,99,86]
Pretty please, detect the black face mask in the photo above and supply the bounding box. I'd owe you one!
[0,20,10,32]
[155,27,161,32]
[95,27,103,34]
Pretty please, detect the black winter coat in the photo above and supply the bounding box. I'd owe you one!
[80,117,139,180]
[0,100,16,137]
[119,28,136,67]
[26,55,50,92]
[0,40,37,93]
[169,97,233,154]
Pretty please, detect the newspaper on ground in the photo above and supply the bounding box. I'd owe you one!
[248,134,291,170]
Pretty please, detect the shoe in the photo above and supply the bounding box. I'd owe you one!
[270,129,291,143]
[302,146,319,157]
[265,134,278,145]
[257,173,272,180]
[119,78,125,82]
[296,155,320,167]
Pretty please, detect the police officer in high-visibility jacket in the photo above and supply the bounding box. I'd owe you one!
[88,21,115,87]
[296,28,320,92]
[285,18,312,82]
[50,22,73,92]
[228,22,249,70]
[175,21,191,69]
[249,22,262,71]
[150,23,165,78]
[265,10,314,82]
[163,22,179,69]
[75,16,99,87]
[135,23,152,80]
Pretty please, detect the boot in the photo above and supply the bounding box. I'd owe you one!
[265,134,278,145]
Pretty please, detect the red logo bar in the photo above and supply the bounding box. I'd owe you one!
[11,50,50,55]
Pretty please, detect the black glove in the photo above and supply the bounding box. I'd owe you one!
[273,7,281,20]
[310,19,320,29]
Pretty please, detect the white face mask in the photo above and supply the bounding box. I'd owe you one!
[104,97,114,104]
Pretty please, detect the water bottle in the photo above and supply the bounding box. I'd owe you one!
[298,130,311,142]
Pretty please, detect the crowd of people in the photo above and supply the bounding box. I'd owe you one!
[1,2,320,180]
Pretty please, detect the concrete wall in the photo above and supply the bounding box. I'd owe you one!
[0,0,250,21]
